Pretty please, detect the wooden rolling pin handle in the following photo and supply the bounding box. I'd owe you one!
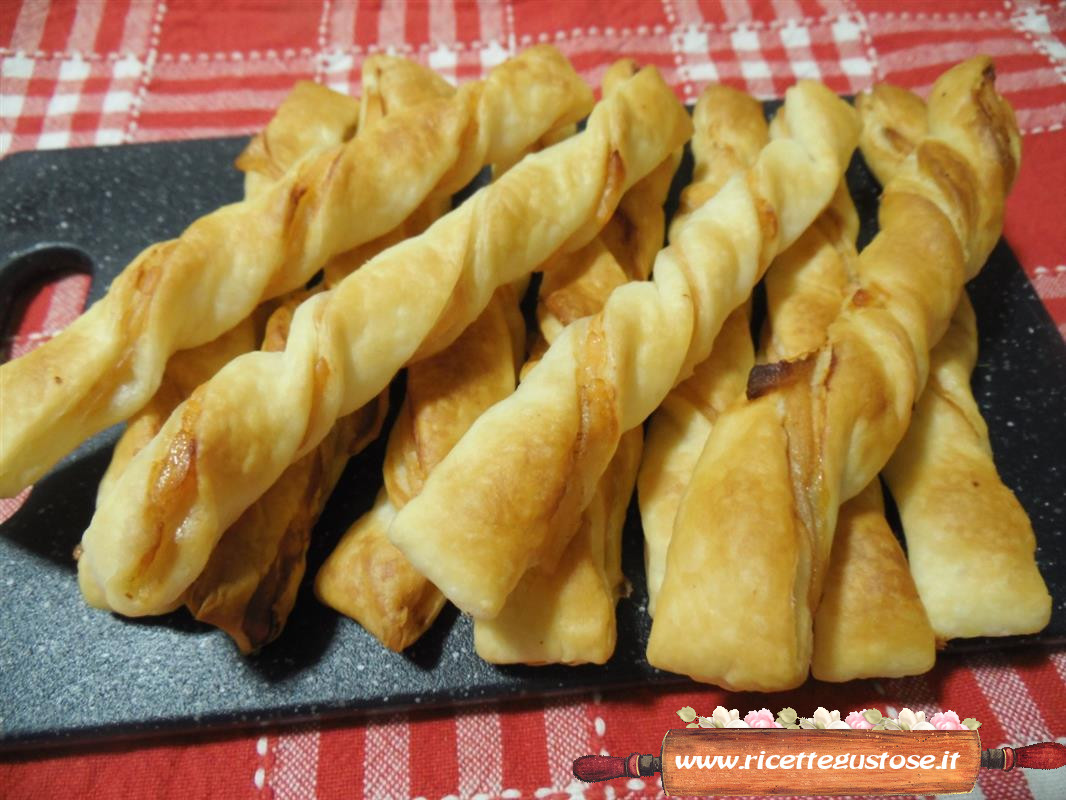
[982,742,1066,771]
[573,753,661,782]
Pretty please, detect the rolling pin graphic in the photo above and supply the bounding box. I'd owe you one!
[573,731,1066,796]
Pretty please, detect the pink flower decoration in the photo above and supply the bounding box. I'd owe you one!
[744,709,782,728]
[845,711,875,730]
[929,711,966,731]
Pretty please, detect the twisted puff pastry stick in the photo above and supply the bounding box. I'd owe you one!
[76,65,692,617]
[184,292,388,652]
[177,60,454,651]
[649,57,1021,690]
[758,180,935,682]
[638,86,764,617]
[314,282,526,650]
[313,118,578,652]
[235,81,360,198]
[857,84,1050,640]
[388,79,860,620]
[473,59,679,665]
[0,45,593,497]
[96,69,374,502]
[88,59,451,640]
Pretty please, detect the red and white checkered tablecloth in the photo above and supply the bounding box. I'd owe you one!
[1,2,1065,799]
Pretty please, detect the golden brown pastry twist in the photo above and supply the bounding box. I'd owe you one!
[176,59,454,652]
[388,78,860,620]
[637,85,764,617]
[648,57,1021,690]
[183,293,388,652]
[313,282,526,651]
[313,82,579,654]
[473,59,680,665]
[857,84,1050,640]
[758,177,936,682]
[0,45,593,497]
[76,65,692,617]
[235,81,360,198]
[87,58,452,645]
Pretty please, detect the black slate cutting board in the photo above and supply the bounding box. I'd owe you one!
[1,122,1064,751]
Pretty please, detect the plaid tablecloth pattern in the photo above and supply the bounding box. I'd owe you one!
[1,1,1065,798]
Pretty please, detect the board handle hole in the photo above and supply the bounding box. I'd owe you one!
[1,246,93,362]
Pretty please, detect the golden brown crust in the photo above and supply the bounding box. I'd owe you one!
[648,57,1021,690]
[638,85,765,617]
[77,64,690,617]
[389,78,859,621]
[811,481,936,681]
[1,45,594,498]
[858,79,1049,641]
[235,81,360,197]
[314,488,446,651]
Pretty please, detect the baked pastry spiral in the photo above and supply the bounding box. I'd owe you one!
[637,85,764,617]
[0,45,593,497]
[76,65,692,616]
[388,78,860,620]
[471,59,679,665]
[87,58,453,647]
[856,84,1050,641]
[648,57,1021,690]
[758,174,935,682]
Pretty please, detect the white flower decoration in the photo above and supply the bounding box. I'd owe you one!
[726,719,751,728]
[800,707,849,730]
[895,708,934,731]
[697,716,715,728]
[711,706,740,728]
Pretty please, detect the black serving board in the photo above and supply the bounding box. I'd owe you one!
[1,115,1065,750]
